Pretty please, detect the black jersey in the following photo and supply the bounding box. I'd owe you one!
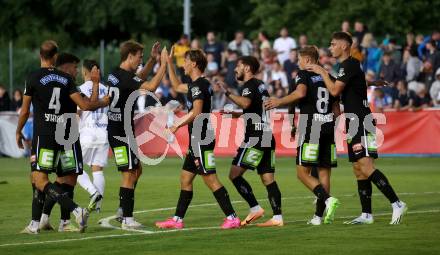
[24,68,78,136]
[241,78,272,139]
[186,77,213,140]
[336,57,371,118]
[106,67,143,135]
[295,70,337,134]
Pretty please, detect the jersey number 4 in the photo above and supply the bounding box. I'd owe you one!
[316,87,329,114]
[49,87,61,114]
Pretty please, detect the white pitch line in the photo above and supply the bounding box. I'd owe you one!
[98,191,440,232]
[1,209,439,248]
[1,191,440,248]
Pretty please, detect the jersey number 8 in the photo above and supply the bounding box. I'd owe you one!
[316,87,329,114]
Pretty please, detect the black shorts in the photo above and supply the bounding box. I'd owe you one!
[296,132,337,168]
[108,133,140,172]
[346,124,379,162]
[30,135,83,176]
[182,140,216,175]
[232,137,275,174]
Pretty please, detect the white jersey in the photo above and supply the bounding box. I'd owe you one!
[78,81,108,132]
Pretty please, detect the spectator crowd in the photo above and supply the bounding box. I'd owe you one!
[2,21,440,114]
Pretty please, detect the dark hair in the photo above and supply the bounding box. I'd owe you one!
[383,51,392,57]
[298,45,319,62]
[238,56,260,74]
[184,49,207,72]
[83,59,100,71]
[13,88,23,97]
[428,39,437,48]
[120,40,144,62]
[40,40,58,60]
[55,53,80,67]
[259,31,269,39]
[332,32,353,46]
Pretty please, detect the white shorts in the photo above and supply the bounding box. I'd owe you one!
[80,129,109,167]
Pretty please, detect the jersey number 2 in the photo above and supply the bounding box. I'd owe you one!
[109,87,121,112]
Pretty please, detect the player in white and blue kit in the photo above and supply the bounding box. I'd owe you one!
[77,60,109,212]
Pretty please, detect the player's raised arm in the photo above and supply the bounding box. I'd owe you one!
[71,67,110,110]
[168,99,202,134]
[136,42,160,80]
[218,81,252,109]
[305,64,345,97]
[264,84,307,110]
[167,46,189,93]
[139,47,168,92]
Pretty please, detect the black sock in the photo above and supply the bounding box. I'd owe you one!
[43,182,77,212]
[213,186,236,217]
[368,169,399,203]
[312,184,330,200]
[42,181,61,216]
[357,180,372,214]
[310,166,319,179]
[174,190,193,218]
[315,198,326,217]
[32,184,45,221]
[120,187,135,217]
[232,176,259,208]
[266,181,282,215]
[60,183,74,221]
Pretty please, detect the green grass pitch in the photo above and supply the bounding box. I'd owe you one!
[0,156,439,255]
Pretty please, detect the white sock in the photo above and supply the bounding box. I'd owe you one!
[391,201,402,209]
[92,171,105,196]
[250,205,262,213]
[172,216,183,222]
[72,207,82,218]
[77,171,98,196]
[40,213,49,223]
[272,215,283,221]
[60,219,70,225]
[227,214,236,220]
[361,213,373,219]
[30,220,40,229]
[123,217,134,224]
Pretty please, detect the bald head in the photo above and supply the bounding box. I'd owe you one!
[40,40,58,61]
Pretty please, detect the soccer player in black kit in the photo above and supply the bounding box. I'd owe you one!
[306,32,407,224]
[265,46,341,225]
[106,40,168,230]
[16,40,108,234]
[217,56,284,227]
[155,48,240,229]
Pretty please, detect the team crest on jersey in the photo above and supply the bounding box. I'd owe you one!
[311,75,323,83]
[338,68,345,78]
[258,84,266,93]
[242,88,251,96]
[186,101,192,109]
[133,76,142,82]
[108,74,119,85]
[191,87,201,97]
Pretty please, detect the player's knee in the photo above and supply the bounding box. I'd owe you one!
[229,169,240,181]
[260,173,274,186]
[203,174,222,191]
